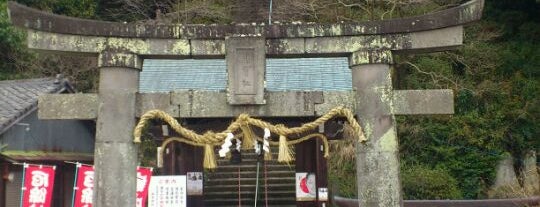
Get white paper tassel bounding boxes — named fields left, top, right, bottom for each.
left=218, top=133, right=235, bottom=157
left=236, top=138, right=242, bottom=152
left=254, top=139, right=261, bottom=155
left=263, top=128, right=270, bottom=153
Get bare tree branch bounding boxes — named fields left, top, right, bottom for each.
left=403, top=61, right=473, bottom=92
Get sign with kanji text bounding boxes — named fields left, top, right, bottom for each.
left=148, top=176, right=187, bottom=207
left=73, top=164, right=94, bottom=207
left=136, top=167, right=152, bottom=207
left=186, top=172, right=203, bottom=196
left=72, top=165, right=152, bottom=207
left=21, top=164, right=56, bottom=207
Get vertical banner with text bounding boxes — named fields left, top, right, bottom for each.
left=73, top=164, right=94, bottom=207
left=21, top=164, right=56, bottom=207
left=136, top=167, right=153, bottom=207
left=72, top=165, right=152, bottom=207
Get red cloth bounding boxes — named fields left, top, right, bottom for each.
left=73, top=165, right=94, bottom=207
left=136, top=167, right=153, bottom=207
left=21, top=164, right=56, bottom=207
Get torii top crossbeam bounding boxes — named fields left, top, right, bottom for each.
left=8, top=0, right=484, bottom=58
left=8, top=1, right=483, bottom=38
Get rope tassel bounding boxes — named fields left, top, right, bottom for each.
left=264, top=148, right=272, bottom=161
left=134, top=107, right=366, bottom=170
left=203, top=144, right=217, bottom=170
left=240, top=125, right=255, bottom=150
left=277, top=135, right=294, bottom=163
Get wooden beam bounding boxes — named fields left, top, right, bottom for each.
left=392, top=89, right=454, bottom=115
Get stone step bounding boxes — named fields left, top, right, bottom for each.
left=205, top=190, right=295, bottom=198
left=215, top=156, right=281, bottom=163
left=216, top=158, right=291, bottom=165
left=205, top=190, right=295, bottom=197
left=207, top=170, right=294, bottom=179
left=205, top=177, right=295, bottom=186
left=205, top=147, right=296, bottom=206
left=206, top=175, right=295, bottom=181
left=204, top=197, right=296, bottom=206
left=211, top=205, right=296, bottom=207
left=231, top=150, right=279, bottom=155
left=204, top=183, right=294, bottom=193
left=212, top=164, right=295, bottom=172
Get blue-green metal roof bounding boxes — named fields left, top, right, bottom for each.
left=140, top=57, right=352, bottom=92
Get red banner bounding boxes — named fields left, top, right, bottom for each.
left=21, top=164, right=56, bottom=207
left=136, top=167, right=152, bottom=207
left=73, top=164, right=94, bottom=207
left=71, top=165, right=151, bottom=207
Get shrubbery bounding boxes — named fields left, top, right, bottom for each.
left=401, top=165, right=462, bottom=199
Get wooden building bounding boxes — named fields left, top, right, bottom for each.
left=0, top=77, right=95, bottom=207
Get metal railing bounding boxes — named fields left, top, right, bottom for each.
left=333, top=196, right=540, bottom=207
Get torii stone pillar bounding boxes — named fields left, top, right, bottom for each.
left=350, top=50, right=401, bottom=206
left=349, top=50, right=457, bottom=206
left=94, top=51, right=141, bottom=206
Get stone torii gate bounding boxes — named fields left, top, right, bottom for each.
left=7, top=1, right=484, bottom=206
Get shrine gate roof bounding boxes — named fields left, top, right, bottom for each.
left=139, top=57, right=352, bottom=92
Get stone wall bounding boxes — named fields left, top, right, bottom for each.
left=489, top=151, right=540, bottom=198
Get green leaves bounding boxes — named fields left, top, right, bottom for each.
left=0, top=0, right=32, bottom=79
left=397, top=0, right=539, bottom=199
left=402, top=165, right=463, bottom=199
left=14, top=0, right=97, bottom=18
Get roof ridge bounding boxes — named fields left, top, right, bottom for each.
left=0, top=77, right=55, bottom=84
left=0, top=76, right=68, bottom=135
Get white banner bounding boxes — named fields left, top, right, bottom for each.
left=148, top=176, right=187, bottom=207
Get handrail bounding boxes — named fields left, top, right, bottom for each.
left=333, top=196, right=540, bottom=207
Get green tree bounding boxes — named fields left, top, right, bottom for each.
left=398, top=0, right=539, bottom=198
left=16, top=0, right=97, bottom=18
left=0, top=0, right=100, bottom=90
left=0, top=0, right=32, bottom=80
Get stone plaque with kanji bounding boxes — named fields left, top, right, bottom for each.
left=226, top=37, right=266, bottom=105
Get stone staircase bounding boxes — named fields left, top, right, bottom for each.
left=204, top=148, right=297, bottom=207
